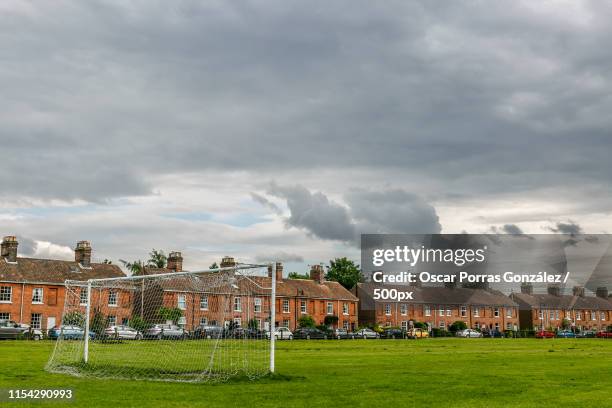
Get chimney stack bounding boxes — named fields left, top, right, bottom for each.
left=1, top=236, right=18, bottom=263
left=572, top=286, right=585, bottom=297
left=547, top=284, right=561, bottom=297
left=310, top=264, right=325, bottom=284
left=167, top=251, right=183, bottom=272
left=520, top=283, right=533, bottom=295
left=596, top=287, right=609, bottom=299
left=75, top=241, right=92, bottom=267
left=275, top=262, right=283, bottom=282
left=220, top=256, right=236, bottom=268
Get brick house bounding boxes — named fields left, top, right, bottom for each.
left=355, top=282, right=519, bottom=332
left=149, top=257, right=359, bottom=331
left=0, top=236, right=126, bottom=332
left=510, top=284, right=612, bottom=331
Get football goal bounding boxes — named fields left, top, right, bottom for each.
left=46, top=263, right=276, bottom=382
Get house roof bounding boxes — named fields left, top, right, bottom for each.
left=155, top=273, right=358, bottom=301
left=511, top=292, right=612, bottom=311
left=356, top=283, right=517, bottom=310
left=0, top=257, right=126, bottom=285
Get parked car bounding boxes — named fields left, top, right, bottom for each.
left=535, top=330, right=555, bottom=338
left=456, top=329, right=482, bottom=338
left=104, top=325, right=142, bottom=340
left=380, top=328, right=405, bottom=339
left=596, top=331, right=612, bottom=338
left=48, top=325, right=95, bottom=340
left=406, top=328, right=429, bottom=339
left=145, top=324, right=188, bottom=340
left=576, top=330, right=596, bottom=338
left=293, top=327, right=327, bottom=340
left=353, top=328, right=380, bottom=339
left=265, top=327, right=293, bottom=340
left=556, top=330, right=576, bottom=338
left=487, top=329, right=504, bottom=338
left=329, top=328, right=353, bottom=339
left=192, top=325, right=224, bottom=339
left=0, top=320, right=43, bottom=340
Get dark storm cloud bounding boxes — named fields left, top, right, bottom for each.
left=2, top=1, right=612, bottom=204
left=265, top=184, right=440, bottom=244
left=250, top=193, right=282, bottom=215
left=549, top=221, right=583, bottom=236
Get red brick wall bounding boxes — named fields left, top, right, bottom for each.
left=528, top=308, right=612, bottom=331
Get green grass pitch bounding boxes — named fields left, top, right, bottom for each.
left=1, top=338, right=611, bottom=407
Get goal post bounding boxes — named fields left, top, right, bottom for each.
left=46, top=263, right=276, bottom=382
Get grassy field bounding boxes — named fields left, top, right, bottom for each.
left=1, top=338, right=612, bottom=407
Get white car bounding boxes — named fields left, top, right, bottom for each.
left=457, top=329, right=482, bottom=338
left=104, top=325, right=142, bottom=340
left=266, top=327, right=293, bottom=340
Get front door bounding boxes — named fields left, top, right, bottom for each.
left=47, top=317, right=56, bottom=334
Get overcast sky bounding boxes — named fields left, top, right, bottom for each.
left=1, top=1, right=612, bottom=274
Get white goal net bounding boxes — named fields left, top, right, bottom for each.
left=46, top=264, right=275, bottom=382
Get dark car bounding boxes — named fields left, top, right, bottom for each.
left=0, top=320, right=43, bottom=340
left=556, top=330, right=576, bottom=338
left=576, top=330, right=596, bottom=338
left=293, top=327, right=327, bottom=340
left=192, top=325, right=225, bottom=339
left=380, top=328, right=405, bottom=339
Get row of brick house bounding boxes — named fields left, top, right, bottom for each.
left=2, top=235, right=612, bottom=334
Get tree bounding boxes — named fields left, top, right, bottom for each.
left=288, top=272, right=310, bottom=280
left=298, top=315, right=315, bottom=328
left=449, top=321, right=468, bottom=333
left=324, top=315, right=339, bottom=327
left=103, top=259, right=113, bottom=264
left=120, top=259, right=145, bottom=276
left=148, top=249, right=167, bottom=268
left=325, top=257, right=363, bottom=290
left=247, top=318, right=259, bottom=329
left=62, top=311, right=84, bottom=326
left=90, top=307, right=107, bottom=336
left=158, top=307, right=183, bottom=324
left=209, top=262, right=219, bottom=270
left=130, top=315, right=150, bottom=332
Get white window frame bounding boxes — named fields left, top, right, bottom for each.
left=343, top=320, right=349, bottom=330
left=0, top=312, right=10, bottom=320
left=576, top=312, right=581, bottom=321
left=474, top=307, right=480, bottom=317
left=254, top=297, right=262, bottom=313
left=401, top=321, right=408, bottom=330
left=31, top=313, right=42, bottom=329
left=506, top=308, right=512, bottom=318
left=327, top=302, right=334, bottom=315
left=107, top=315, right=117, bottom=327
left=400, top=304, right=407, bottom=316
left=385, top=304, right=391, bottom=316
left=424, top=305, right=431, bottom=317
left=300, top=300, right=307, bottom=314
left=80, top=288, right=88, bottom=306
left=439, top=321, right=446, bottom=329
left=200, top=295, right=208, bottom=310
left=283, top=299, right=290, bottom=313
left=439, top=307, right=444, bottom=317
left=233, top=317, right=241, bottom=327
left=234, top=297, right=242, bottom=312
left=108, top=290, right=118, bottom=307
left=494, top=307, right=500, bottom=318
left=177, top=294, right=186, bottom=310
left=343, top=303, right=349, bottom=315
left=32, top=287, right=44, bottom=304
left=460, top=306, right=467, bottom=317
left=601, top=312, right=606, bottom=321
left=446, top=308, right=452, bottom=317
left=0, top=286, right=12, bottom=303
left=199, top=317, right=208, bottom=326
left=282, top=319, right=290, bottom=328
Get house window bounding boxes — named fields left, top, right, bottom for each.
left=32, top=288, right=43, bottom=304
left=282, top=319, right=289, bottom=328
left=460, top=306, right=467, bottom=317
left=385, top=304, right=391, bottom=316
left=80, top=288, right=88, bottom=305
left=400, top=304, right=407, bottom=315
left=474, top=322, right=480, bottom=329
left=122, top=317, right=129, bottom=325
left=506, top=308, right=512, bottom=318
left=343, top=321, right=349, bottom=330
left=538, top=310, right=543, bottom=320
left=474, top=307, right=480, bottom=317
left=108, top=291, right=118, bottom=307
left=495, top=323, right=500, bottom=330
left=555, top=310, right=560, bottom=320
left=200, top=296, right=208, bottom=310
left=301, top=300, right=307, bottom=314
left=424, top=305, right=431, bottom=316
left=234, top=297, right=242, bottom=312
left=233, top=318, right=241, bottom=327
left=566, top=310, right=572, bottom=318
left=177, top=294, right=186, bottom=310
left=31, top=313, right=42, bottom=329
left=200, top=317, right=208, bottom=326
left=401, top=321, right=408, bottom=330
left=439, top=308, right=444, bottom=317
left=283, top=299, right=290, bottom=313
left=0, top=286, right=11, bottom=302
left=439, top=321, right=446, bottom=329
left=343, top=303, right=349, bottom=315
left=494, top=308, right=500, bottom=318
left=254, top=298, right=262, bottom=312
left=601, top=312, right=606, bottom=321
left=446, top=308, right=452, bottom=317
left=506, top=322, right=512, bottom=330
left=327, top=302, right=333, bottom=315
left=0, top=312, right=10, bottom=320
left=107, top=315, right=116, bottom=326
left=590, top=311, right=596, bottom=321
left=576, top=312, right=581, bottom=321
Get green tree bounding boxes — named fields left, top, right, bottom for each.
left=298, top=315, right=316, bottom=328
left=90, top=308, right=107, bottom=335
left=120, top=259, right=145, bottom=276
left=325, top=257, right=363, bottom=290
left=324, top=315, right=339, bottom=327
left=209, top=262, right=219, bottom=269
left=129, top=315, right=150, bottom=332
left=248, top=318, right=259, bottom=329
left=103, top=259, right=113, bottom=264
left=288, top=272, right=310, bottom=280
left=62, top=311, right=85, bottom=326
left=147, top=249, right=167, bottom=268
left=449, top=321, right=468, bottom=333
left=158, top=307, right=183, bottom=324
